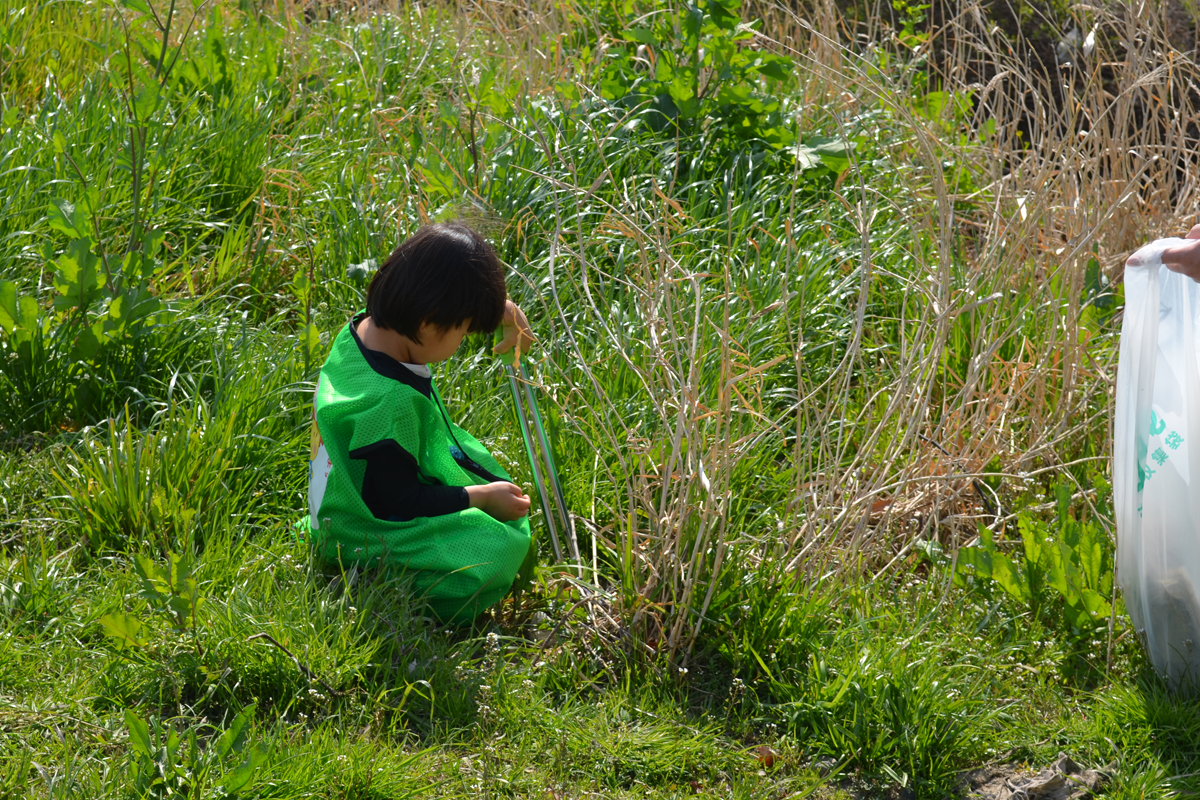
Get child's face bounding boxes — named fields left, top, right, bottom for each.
left=414, top=319, right=472, bottom=364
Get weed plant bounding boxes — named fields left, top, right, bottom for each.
left=2, top=0, right=1200, bottom=796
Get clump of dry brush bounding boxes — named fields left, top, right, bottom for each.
left=448, top=0, right=1200, bottom=660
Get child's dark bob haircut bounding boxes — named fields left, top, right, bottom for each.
left=366, top=223, right=507, bottom=344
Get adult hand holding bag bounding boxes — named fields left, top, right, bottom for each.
left=1116, top=235, right=1200, bottom=687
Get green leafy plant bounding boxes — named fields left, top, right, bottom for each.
left=594, top=0, right=794, bottom=147
left=953, top=482, right=1116, bottom=639
left=0, top=280, right=40, bottom=361
left=0, top=0, right=213, bottom=432
left=125, top=704, right=268, bottom=798
left=99, top=550, right=206, bottom=654
left=45, top=194, right=166, bottom=359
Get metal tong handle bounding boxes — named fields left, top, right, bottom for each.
left=519, top=362, right=578, bottom=564
left=505, top=362, right=562, bottom=563
left=503, top=362, right=578, bottom=568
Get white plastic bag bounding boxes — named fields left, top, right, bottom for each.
left=1116, top=237, right=1200, bottom=686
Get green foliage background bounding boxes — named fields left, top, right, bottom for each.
left=0, top=0, right=1198, bottom=796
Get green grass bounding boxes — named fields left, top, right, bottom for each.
left=2, top=0, right=1200, bottom=796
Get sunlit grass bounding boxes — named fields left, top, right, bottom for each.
left=1, top=0, right=1200, bottom=796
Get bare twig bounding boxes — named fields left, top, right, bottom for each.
left=247, top=633, right=341, bottom=698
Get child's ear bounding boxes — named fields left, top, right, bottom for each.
left=414, top=320, right=435, bottom=344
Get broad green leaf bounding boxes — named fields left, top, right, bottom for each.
left=47, top=198, right=87, bottom=239
left=1076, top=524, right=1105, bottom=587
left=483, top=84, right=511, bottom=115
left=169, top=550, right=193, bottom=586
left=291, top=271, right=311, bottom=303
left=131, top=81, right=161, bottom=123
left=1018, top=514, right=1043, bottom=566
left=125, top=709, right=152, bottom=757
left=53, top=238, right=102, bottom=313
left=168, top=594, right=194, bottom=630
left=705, top=0, right=741, bottom=30
left=101, top=613, right=149, bottom=650
left=794, top=136, right=854, bottom=174
left=1055, top=482, right=1072, bottom=527
left=1051, top=540, right=1091, bottom=609
left=135, top=554, right=168, bottom=602
left=556, top=80, right=581, bottom=103
left=0, top=281, right=16, bottom=334
left=120, top=249, right=154, bottom=286
left=128, top=33, right=161, bottom=75
left=304, top=323, right=320, bottom=357
left=916, top=90, right=949, bottom=119
left=793, top=142, right=823, bottom=172
left=346, top=259, right=378, bottom=283
left=802, top=136, right=853, bottom=174
left=953, top=544, right=992, bottom=580
left=1080, top=588, right=1111, bottom=618
left=120, top=287, right=161, bottom=326
left=222, top=742, right=269, bottom=792
left=186, top=727, right=199, bottom=767
left=622, top=27, right=657, bottom=46
left=989, top=553, right=1031, bottom=605
left=420, top=157, right=458, bottom=198
left=437, top=100, right=460, bottom=127
left=654, top=58, right=674, bottom=83
left=668, top=76, right=697, bottom=113
left=105, top=294, right=128, bottom=335
left=17, top=295, right=39, bottom=333
left=1062, top=602, right=1092, bottom=633
left=755, top=53, right=792, bottom=81
left=715, top=83, right=753, bottom=106
left=69, top=321, right=105, bottom=361
left=202, top=27, right=230, bottom=88
left=217, top=704, right=257, bottom=759
left=119, top=0, right=153, bottom=15
left=682, top=6, right=703, bottom=41
left=141, top=228, right=165, bottom=260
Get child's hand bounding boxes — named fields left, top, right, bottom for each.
left=466, top=481, right=531, bottom=521
left=1163, top=224, right=1200, bottom=281
left=492, top=300, right=535, bottom=367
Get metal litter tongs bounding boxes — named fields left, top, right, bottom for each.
left=502, top=359, right=580, bottom=571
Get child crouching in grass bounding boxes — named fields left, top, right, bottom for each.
left=305, top=222, right=535, bottom=622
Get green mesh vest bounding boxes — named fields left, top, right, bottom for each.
left=308, top=316, right=531, bottom=622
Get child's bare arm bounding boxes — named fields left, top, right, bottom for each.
left=466, top=481, right=531, bottom=521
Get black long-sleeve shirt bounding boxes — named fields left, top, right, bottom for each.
left=355, top=439, right=470, bottom=521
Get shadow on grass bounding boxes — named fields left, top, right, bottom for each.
left=1098, top=662, right=1200, bottom=794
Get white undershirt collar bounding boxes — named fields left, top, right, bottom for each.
left=401, top=362, right=431, bottom=378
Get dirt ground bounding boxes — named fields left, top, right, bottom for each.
left=959, top=754, right=1109, bottom=800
